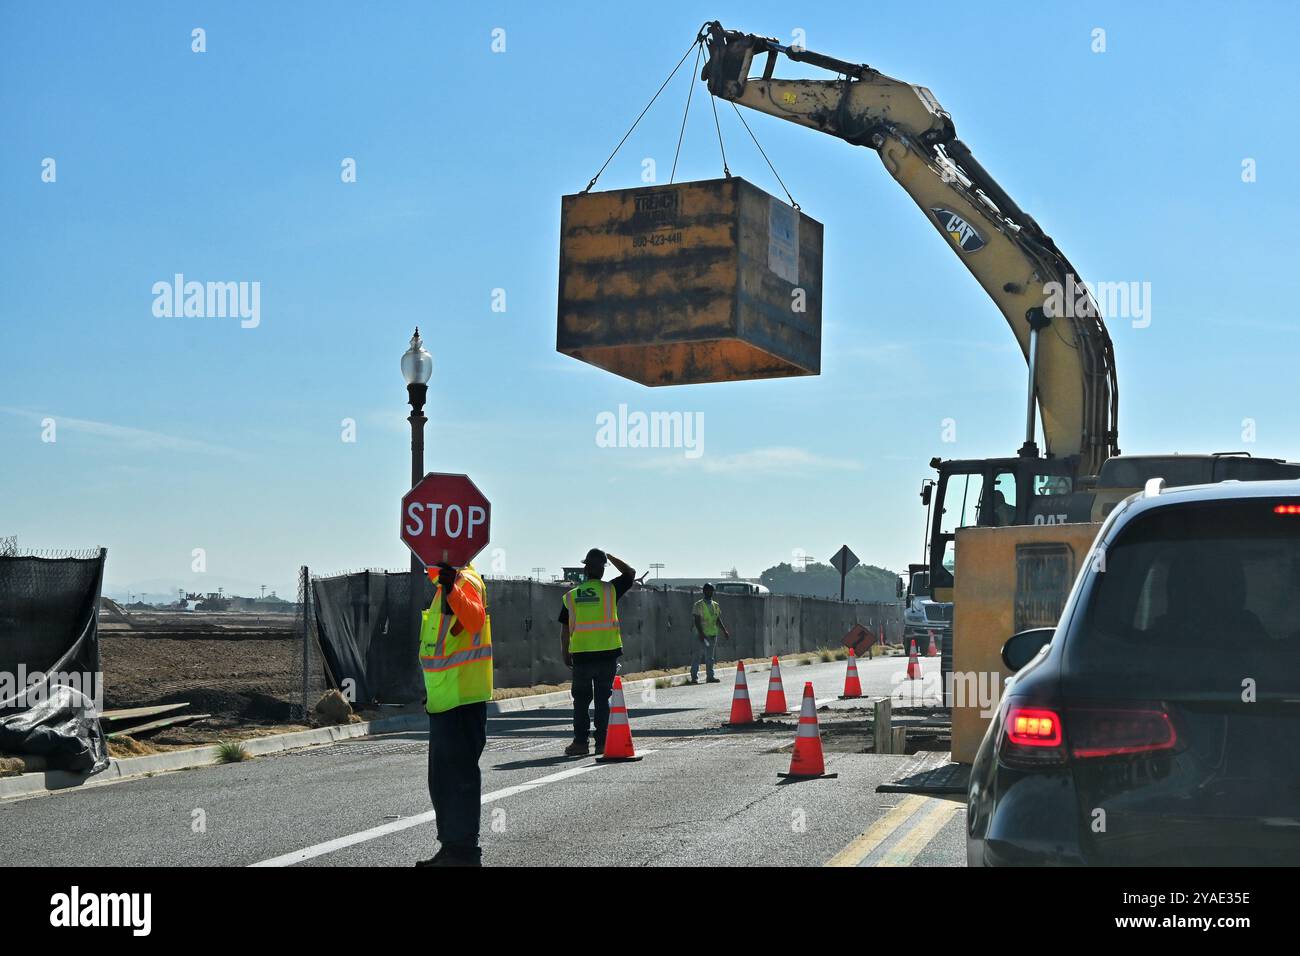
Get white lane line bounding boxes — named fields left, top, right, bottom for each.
left=251, top=750, right=657, bottom=867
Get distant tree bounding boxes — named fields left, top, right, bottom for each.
left=760, top=561, right=899, bottom=602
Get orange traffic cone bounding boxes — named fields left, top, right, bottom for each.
left=596, top=676, right=642, bottom=762
left=839, top=648, right=863, bottom=699
left=906, top=642, right=922, bottom=680
left=926, top=631, right=939, bottom=657
left=778, top=683, right=838, bottom=780
left=761, top=656, right=788, bottom=716
left=724, top=660, right=756, bottom=727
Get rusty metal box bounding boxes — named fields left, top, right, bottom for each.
left=557, top=177, right=823, bottom=386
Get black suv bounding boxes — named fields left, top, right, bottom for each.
left=967, top=479, right=1300, bottom=866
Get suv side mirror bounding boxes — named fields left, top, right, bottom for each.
left=1001, top=627, right=1054, bottom=672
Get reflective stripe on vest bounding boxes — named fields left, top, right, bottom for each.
left=420, top=588, right=493, bottom=714
left=694, top=599, right=721, bottom=637
left=420, top=644, right=493, bottom=673
left=564, top=579, right=622, bottom=654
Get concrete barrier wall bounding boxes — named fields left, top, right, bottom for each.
left=481, top=579, right=903, bottom=688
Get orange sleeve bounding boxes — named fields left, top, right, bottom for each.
left=445, top=575, right=486, bottom=635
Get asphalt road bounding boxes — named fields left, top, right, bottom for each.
left=1, top=655, right=966, bottom=867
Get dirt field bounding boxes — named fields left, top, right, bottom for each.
left=98, top=610, right=335, bottom=749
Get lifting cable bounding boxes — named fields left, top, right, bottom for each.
left=709, top=84, right=731, bottom=179
left=669, top=40, right=704, bottom=183
left=729, top=101, right=798, bottom=209
left=582, top=30, right=797, bottom=211
left=581, top=37, right=703, bottom=193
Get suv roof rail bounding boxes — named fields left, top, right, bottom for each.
left=1212, top=451, right=1253, bottom=458
left=1143, top=477, right=1166, bottom=498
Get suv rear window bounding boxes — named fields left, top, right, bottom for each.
left=1065, top=500, right=1300, bottom=692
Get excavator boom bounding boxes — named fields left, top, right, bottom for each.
left=701, top=23, right=1119, bottom=475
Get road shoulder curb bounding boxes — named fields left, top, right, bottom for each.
left=0, top=671, right=701, bottom=801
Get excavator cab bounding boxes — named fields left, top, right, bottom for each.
left=926, top=455, right=1080, bottom=600
left=926, top=451, right=1300, bottom=600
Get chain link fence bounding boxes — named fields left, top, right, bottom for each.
left=295, top=566, right=331, bottom=720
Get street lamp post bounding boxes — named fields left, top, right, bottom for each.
left=402, top=328, right=434, bottom=645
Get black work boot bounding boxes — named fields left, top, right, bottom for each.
left=417, top=846, right=481, bottom=867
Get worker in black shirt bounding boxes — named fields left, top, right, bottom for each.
left=558, top=548, right=635, bottom=756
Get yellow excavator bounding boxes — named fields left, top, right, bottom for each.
left=700, top=22, right=1300, bottom=608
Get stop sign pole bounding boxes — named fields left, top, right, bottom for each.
left=401, top=472, right=492, bottom=569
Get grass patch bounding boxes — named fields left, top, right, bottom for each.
left=215, top=741, right=249, bottom=764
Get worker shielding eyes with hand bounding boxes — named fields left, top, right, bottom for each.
left=416, top=561, right=491, bottom=867
left=558, top=548, right=635, bottom=757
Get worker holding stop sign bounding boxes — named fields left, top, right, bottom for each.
left=400, top=473, right=493, bottom=867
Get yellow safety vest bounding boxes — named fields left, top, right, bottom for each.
left=419, top=569, right=493, bottom=714
left=564, top=579, right=622, bottom=654
left=694, top=599, right=721, bottom=638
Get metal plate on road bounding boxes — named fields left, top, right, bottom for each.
left=875, top=751, right=970, bottom=794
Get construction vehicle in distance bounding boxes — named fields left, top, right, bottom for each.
left=902, top=563, right=950, bottom=650
left=699, top=22, right=1300, bottom=603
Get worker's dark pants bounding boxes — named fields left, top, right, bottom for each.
left=427, top=702, right=487, bottom=860
left=571, top=655, right=617, bottom=746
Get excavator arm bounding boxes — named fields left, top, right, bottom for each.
left=702, top=23, right=1119, bottom=475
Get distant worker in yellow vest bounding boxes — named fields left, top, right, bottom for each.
left=559, top=548, right=635, bottom=757
left=690, top=583, right=731, bottom=684
left=416, top=562, right=491, bottom=867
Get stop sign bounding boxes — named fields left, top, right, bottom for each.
left=400, top=472, right=492, bottom=568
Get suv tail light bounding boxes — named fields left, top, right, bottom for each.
left=1007, top=707, right=1062, bottom=746
left=1001, top=705, right=1068, bottom=768
left=999, top=701, right=1178, bottom=769
left=1067, top=705, right=1178, bottom=758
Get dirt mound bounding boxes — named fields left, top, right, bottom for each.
left=314, top=690, right=359, bottom=725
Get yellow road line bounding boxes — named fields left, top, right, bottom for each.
left=874, top=800, right=961, bottom=867
left=824, top=795, right=928, bottom=867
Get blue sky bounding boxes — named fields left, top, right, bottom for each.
left=3, top=1, right=1298, bottom=598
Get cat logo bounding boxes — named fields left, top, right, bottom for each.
left=930, top=206, right=986, bottom=253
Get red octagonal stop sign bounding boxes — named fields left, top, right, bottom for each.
left=400, top=472, right=492, bottom=568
